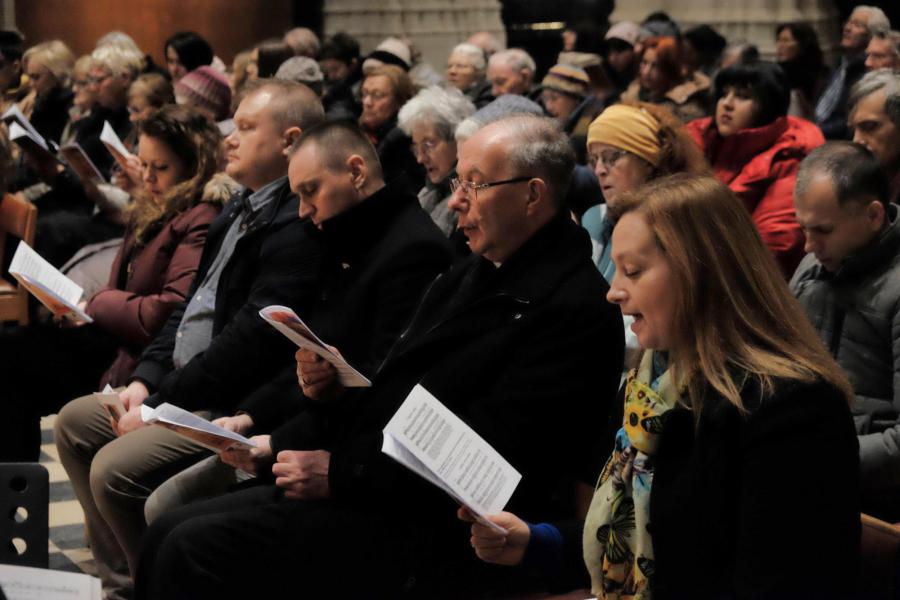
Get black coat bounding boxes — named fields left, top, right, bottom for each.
left=597, top=374, right=860, bottom=598
left=372, top=118, right=425, bottom=196
left=31, top=85, right=73, bottom=144
left=327, top=214, right=625, bottom=594
left=238, top=179, right=455, bottom=437
left=73, top=103, right=132, bottom=179
left=135, top=177, right=324, bottom=414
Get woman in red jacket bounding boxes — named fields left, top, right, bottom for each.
left=686, top=60, right=822, bottom=277
left=0, top=104, right=231, bottom=461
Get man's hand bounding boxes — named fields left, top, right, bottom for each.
left=115, top=405, right=147, bottom=436
left=213, top=413, right=254, bottom=435
left=457, top=507, right=530, bottom=566
left=296, top=348, right=344, bottom=401
left=272, top=449, right=331, bottom=499
left=119, top=380, right=149, bottom=410
left=220, top=434, right=272, bottom=475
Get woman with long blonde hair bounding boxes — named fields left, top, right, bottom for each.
left=463, top=174, right=859, bottom=598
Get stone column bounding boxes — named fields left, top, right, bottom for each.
left=323, top=0, right=505, bottom=72
left=611, top=0, right=841, bottom=61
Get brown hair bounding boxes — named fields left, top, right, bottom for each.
left=365, top=64, right=415, bottom=107
left=633, top=100, right=709, bottom=179
left=128, top=104, right=222, bottom=243
left=641, top=36, right=684, bottom=93
left=616, top=173, right=852, bottom=415
left=129, top=73, right=175, bottom=109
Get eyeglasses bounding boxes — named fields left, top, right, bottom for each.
left=410, top=139, right=442, bottom=158
left=87, top=73, right=111, bottom=86
left=588, top=148, right=628, bottom=171
left=449, top=176, right=533, bottom=200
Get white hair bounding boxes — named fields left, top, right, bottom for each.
left=91, top=44, right=143, bottom=77
left=449, top=43, right=486, bottom=71
left=95, top=31, right=141, bottom=54
left=488, top=48, right=536, bottom=75
left=854, top=5, right=891, bottom=36
left=398, top=85, right=476, bottom=140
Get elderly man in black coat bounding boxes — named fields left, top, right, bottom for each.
left=135, top=114, right=625, bottom=600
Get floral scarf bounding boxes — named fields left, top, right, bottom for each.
left=583, top=351, right=683, bottom=599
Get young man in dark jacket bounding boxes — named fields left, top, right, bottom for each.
left=136, top=115, right=625, bottom=599
left=791, top=141, right=900, bottom=520
left=54, top=79, right=326, bottom=600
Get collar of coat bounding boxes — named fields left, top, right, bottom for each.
left=455, top=211, right=594, bottom=306
left=316, top=175, right=416, bottom=263
left=823, top=202, right=900, bottom=281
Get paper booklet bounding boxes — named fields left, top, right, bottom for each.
left=382, top=384, right=522, bottom=534
left=259, top=305, right=372, bottom=387
left=1, top=104, right=46, bottom=147
left=100, top=120, right=134, bottom=167
left=9, top=241, right=93, bottom=322
left=0, top=563, right=101, bottom=600
left=141, top=402, right=257, bottom=453
left=8, top=122, right=55, bottom=158
left=94, top=384, right=124, bottom=424
left=59, top=142, right=105, bottom=183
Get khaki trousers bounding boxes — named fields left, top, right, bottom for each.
left=54, top=394, right=210, bottom=600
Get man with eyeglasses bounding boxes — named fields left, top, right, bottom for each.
left=134, top=114, right=624, bottom=599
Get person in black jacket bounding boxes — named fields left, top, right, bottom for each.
left=467, top=173, right=860, bottom=599
left=139, top=120, right=455, bottom=519
left=54, top=79, right=326, bottom=600
left=134, top=114, right=624, bottom=600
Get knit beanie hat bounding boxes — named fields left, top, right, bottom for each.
left=175, top=65, right=232, bottom=121
left=586, top=104, right=662, bottom=167
left=362, top=37, right=412, bottom=72
left=541, top=64, right=590, bottom=99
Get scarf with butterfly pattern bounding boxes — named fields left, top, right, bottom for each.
left=582, top=351, right=683, bottom=599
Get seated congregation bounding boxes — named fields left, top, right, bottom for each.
left=0, top=7, right=899, bottom=599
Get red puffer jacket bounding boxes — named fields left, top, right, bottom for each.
left=687, top=115, right=824, bottom=277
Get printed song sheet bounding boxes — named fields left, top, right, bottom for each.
left=0, top=564, right=101, bottom=600
left=100, top=121, right=134, bottom=167
left=259, top=305, right=371, bottom=387
left=382, top=384, right=521, bottom=533
left=9, top=241, right=92, bottom=322
left=141, top=403, right=257, bottom=452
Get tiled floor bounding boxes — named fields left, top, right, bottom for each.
left=40, top=415, right=95, bottom=575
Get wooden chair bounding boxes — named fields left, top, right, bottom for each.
left=0, top=193, right=37, bottom=326
left=861, top=513, right=900, bottom=599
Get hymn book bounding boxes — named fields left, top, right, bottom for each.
left=259, top=305, right=371, bottom=387
left=2, top=105, right=46, bottom=147
left=140, top=403, right=257, bottom=453
left=59, top=142, right=105, bottom=184
left=9, top=241, right=93, bottom=323
left=382, top=384, right=522, bottom=534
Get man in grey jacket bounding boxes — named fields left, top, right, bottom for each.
left=791, top=141, right=900, bottom=519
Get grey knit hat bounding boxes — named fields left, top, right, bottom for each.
left=275, top=57, right=324, bottom=93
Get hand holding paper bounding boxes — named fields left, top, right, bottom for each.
left=458, top=506, right=531, bottom=566
left=9, top=241, right=93, bottom=322
left=259, top=305, right=370, bottom=387
left=100, top=120, right=135, bottom=168
left=382, top=384, right=522, bottom=534
left=141, top=403, right=258, bottom=453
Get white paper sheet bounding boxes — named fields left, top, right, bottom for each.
left=1, top=104, right=46, bottom=148
left=8, top=122, right=50, bottom=154
left=0, top=564, right=101, bottom=600
left=382, top=384, right=521, bottom=534
left=141, top=403, right=257, bottom=452
left=9, top=241, right=92, bottom=322
left=259, top=305, right=371, bottom=387
left=100, top=120, right=134, bottom=165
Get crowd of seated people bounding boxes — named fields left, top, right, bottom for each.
left=0, top=7, right=896, bottom=597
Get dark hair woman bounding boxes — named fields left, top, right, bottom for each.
left=164, top=31, right=214, bottom=83
left=775, top=22, right=829, bottom=120
left=0, top=104, right=234, bottom=462
left=686, top=60, right=823, bottom=276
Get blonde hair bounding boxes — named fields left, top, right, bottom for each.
left=73, top=54, right=93, bottom=79
left=23, top=40, right=75, bottom=87
left=616, top=174, right=852, bottom=415
left=91, top=44, right=143, bottom=78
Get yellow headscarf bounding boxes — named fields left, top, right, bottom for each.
left=586, top=104, right=661, bottom=167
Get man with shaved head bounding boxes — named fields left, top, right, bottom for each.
left=136, top=115, right=624, bottom=599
